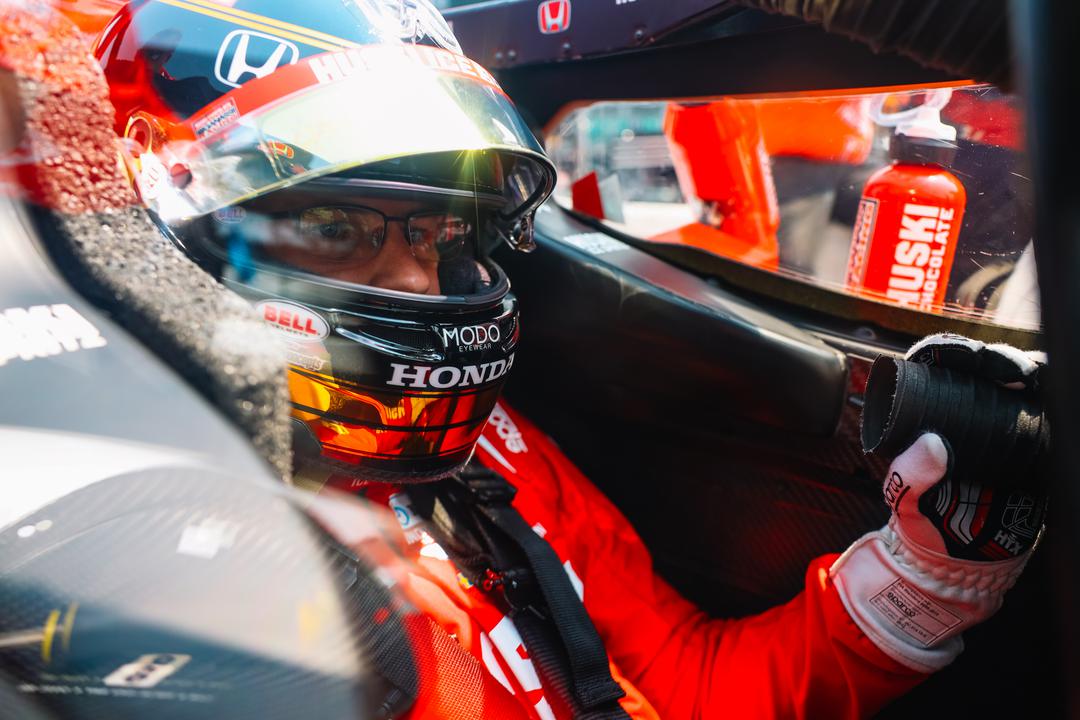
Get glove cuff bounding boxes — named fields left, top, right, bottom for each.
left=886, top=518, right=1030, bottom=599
left=830, top=526, right=1028, bottom=673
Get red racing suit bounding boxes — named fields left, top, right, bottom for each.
left=363, top=401, right=928, bottom=719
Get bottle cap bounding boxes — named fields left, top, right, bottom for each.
left=873, top=89, right=959, bottom=166
left=890, top=133, right=958, bottom=166
left=895, top=100, right=958, bottom=142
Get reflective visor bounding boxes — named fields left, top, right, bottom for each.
left=289, top=368, right=504, bottom=465
left=135, top=44, right=552, bottom=223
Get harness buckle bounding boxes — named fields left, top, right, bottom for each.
left=476, top=567, right=546, bottom=620
left=457, top=465, right=517, bottom=505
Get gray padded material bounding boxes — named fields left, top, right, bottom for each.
left=7, top=13, right=292, bottom=480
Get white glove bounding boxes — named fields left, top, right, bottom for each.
left=831, top=334, right=1046, bottom=673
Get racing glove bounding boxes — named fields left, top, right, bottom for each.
left=830, top=334, right=1048, bottom=673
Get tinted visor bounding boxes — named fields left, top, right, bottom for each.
left=293, top=206, right=471, bottom=264
left=290, top=368, right=507, bottom=476
left=200, top=169, right=497, bottom=299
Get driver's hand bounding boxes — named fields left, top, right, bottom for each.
left=830, top=334, right=1047, bottom=674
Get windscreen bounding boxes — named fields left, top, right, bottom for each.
left=547, top=85, right=1039, bottom=333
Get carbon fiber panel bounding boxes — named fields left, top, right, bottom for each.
left=507, top=352, right=888, bottom=616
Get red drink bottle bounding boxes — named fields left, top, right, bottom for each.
left=846, top=93, right=966, bottom=312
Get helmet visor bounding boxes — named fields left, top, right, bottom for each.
left=192, top=165, right=506, bottom=301
left=137, top=45, right=553, bottom=226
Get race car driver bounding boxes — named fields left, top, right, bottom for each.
left=89, top=1, right=1047, bottom=717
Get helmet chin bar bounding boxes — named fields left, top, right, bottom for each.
left=291, top=415, right=480, bottom=486
left=300, top=449, right=474, bottom=486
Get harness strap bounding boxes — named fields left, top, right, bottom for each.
left=407, top=462, right=629, bottom=719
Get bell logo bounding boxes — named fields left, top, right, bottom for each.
left=214, top=30, right=299, bottom=88
left=538, top=0, right=571, bottom=34
left=255, top=300, right=329, bottom=340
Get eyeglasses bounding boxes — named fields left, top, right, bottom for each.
left=294, top=205, right=474, bottom=264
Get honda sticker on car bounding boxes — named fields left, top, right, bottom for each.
left=538, top=0, right=571, bottom=34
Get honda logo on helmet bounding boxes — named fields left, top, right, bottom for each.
left=214, top=30, right=299, bottom=88
left=538, top=0, right=571, bottom=34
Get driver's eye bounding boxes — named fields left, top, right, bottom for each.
left=305, top=208, right=351, bottom=240
left=299, top=207, right=364, bottom=260
left=318, top=221, right=348, bottom=239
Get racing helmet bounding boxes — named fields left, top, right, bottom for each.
left=95, top=0, right=556, bottom=483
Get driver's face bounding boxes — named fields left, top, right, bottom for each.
left=261, top=196, right=443, bottom=296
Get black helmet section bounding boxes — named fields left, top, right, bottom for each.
left=0, top=467, right=419, bottom=719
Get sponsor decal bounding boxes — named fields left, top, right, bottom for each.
left=488, top=403, right=527, bottom=453
left=192, top=97, right=239, bottom=138
left=845, top=197, right=878, bottom=286
left=390, top=491, right=425, bottom=544
left=309, top=44, right=498, bottom=88
left=882, top=471, right=909, bottom=511
left=176, top=519, right=238, bottom=560
left=214, top=29, right=299, bottom=88
left=941, top=480, right=985, bottom=546
left=439, top=322, right=500, bottom=353
left=479, top=633, right=515, bottom=694
left=387, top=354, right=514, bottom=389
left=213, top=206, right=246, bottom=224
left=477, top=435, right=517, bottom=475
left=1001, top=493, right=1039, bottom=540
left=0, top=304, right=106, bottom=367
left=267, top=140, right=295, bottom=159
left=137, top=152, right=169, bottom=201
left=256, top=300, right=329, bottom=340
left=562, top=232, right=625, bottom=256
left=993, top=529, right=1023, bottom=556
left=538, top=0, right=572, bottom=34
left=884, top=203, right=955, bottom=310
left=869, top=578, right=961, bottom=647
left=285, top=348, right=327, bottom=372
left=389, top=492, right=419, bottom=530
left=383, top=404, right=406, bottom=421
left=103, top=654, right=191, bottom=689
left=488, top=616, right=544, bottom=694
